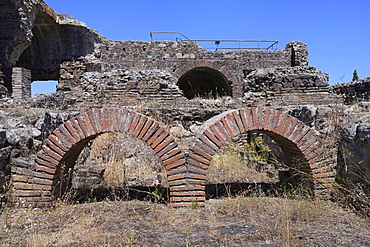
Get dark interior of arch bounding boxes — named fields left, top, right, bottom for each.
left=206, top=129, right=314, bottom=199
left=52, top=134, right=99, bottom=199
left=178, top=67, right=232, bottom=99
left=259, top=130, right=314, bottom=190
left=15, top=12, right=98, bottom=81
left=0, top=0, right=22, bottom=90
left=51, top=131, right=168, bottom=202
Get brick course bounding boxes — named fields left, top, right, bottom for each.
left=18, top=108, right=187, bottom=207
left=12, top=107, right=336, bottom=207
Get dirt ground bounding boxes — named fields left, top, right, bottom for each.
left=0, top=197, right=369, bottom=247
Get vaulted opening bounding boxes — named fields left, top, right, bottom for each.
left=206, top=130, right=314, bottom=199
left=14, top=11, right=97, bottom=88
left=15, top=12, right=61, bottom=81
left=53, top=132, right=167, bottom=203
left=178, top=67, right=231, bottom=99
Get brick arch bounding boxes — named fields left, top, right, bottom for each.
left=187, top=106, right=335, bottom=206
left=172, top=59, right=236, bottom=83
left=17, top=108, right=187, bottom=207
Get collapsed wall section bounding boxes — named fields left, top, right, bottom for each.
left=331, top=77, right=370, bottom=104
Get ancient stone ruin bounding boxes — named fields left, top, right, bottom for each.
left=1, top=0, right=369, bottom=208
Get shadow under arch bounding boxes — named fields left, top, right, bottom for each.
left=23, top=108, right=187, bottom=206
left=177, top=66, right=232, bottom=99
left=187, top=106, right=336, bottom=206
left=15, top=11, right=100, bottom=82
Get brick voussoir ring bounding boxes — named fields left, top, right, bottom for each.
left=187, top=107, right=336, bottom=203
left=29, top=108, right=188, bottom=207
left=25, top=107, right=335, bottom=208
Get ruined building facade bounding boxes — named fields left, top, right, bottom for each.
left=0, top=0, right=369, bottom=207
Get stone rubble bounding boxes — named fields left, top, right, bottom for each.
left=340, top=116, right=370, bottom=191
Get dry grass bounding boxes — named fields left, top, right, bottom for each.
left=0, top=197, right=369, bottom=247
left=207, top=137, right=280, bottom=185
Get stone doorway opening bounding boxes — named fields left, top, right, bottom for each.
left=178, top=67, right=231, bottom=99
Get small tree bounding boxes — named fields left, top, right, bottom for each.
left=352, top=70, right=359, bottom=81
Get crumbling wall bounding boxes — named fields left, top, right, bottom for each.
left=0, top=1, right=340, bottom=107
left=0, top=108, right=79, bottom=206
left=16, top=13, right=103, bottom=82
left=3, top=0, right=369, bottom=208
left=0, top=69, right=8, bottom=98
left=285, top=41, right=309, bottom=66
left=331, top=77, right=370, bottom=104
left=0, top=0, right=39, bottom=86
left=339, top=116, right=370, bottom=194
left=56, top=40, right=294, bottom=99
left=56, top=39, right=338, bottom=107
left=241, top=66, right=342, bottom=106
left=243, top=66, right=329, bottom=91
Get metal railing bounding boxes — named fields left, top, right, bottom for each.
left=150, top=32, right=191, bottom=42
left=149, top=32, right=278, bottom=51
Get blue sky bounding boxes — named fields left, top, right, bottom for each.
left=34, top=0, right=370, bottom=95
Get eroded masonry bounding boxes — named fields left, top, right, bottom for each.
left=1, top=0, right=370, bottom=208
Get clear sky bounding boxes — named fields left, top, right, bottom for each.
left=35, top=0, right=370, bottom=95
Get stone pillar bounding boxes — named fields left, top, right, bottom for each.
left=12, top=67, right=31, bottom=99
left=286, top=41, right=309, bottom=66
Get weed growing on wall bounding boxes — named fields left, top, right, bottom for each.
left=208, top=132, right=286, bottom=184
left=207, top=131, right=319, bottom=199
left=243, top=136, right=279, bottom=171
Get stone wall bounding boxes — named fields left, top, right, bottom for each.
left=0, top=1, right=340, bottom=108
left=0, top=69, right=8, bottom=98
left=331, top=77, right=370, bottom=104
left=2, top=0, right=370, bottom=208
left=1, top=95, right=370, bottom=207
left=6, top=106, right=339, bottom=207
left=285, top=41, right=309, bottom=66
left=56, top=39, right=338, bottom=108
left=0, top=0, right=38, bottom=84
left=339, top=116, right=370, bottom=193
left=57, top=40, right=294, bottom=98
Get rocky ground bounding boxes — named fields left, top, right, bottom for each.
left=0, top=196, right=369, bottom=247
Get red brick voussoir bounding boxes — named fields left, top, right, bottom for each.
left=188, top=106, right=336, bottom=200
left=29, top=108, right=187, bottom=207
left=20, top=107, right=336, bottom=208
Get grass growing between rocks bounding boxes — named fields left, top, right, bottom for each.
left=0, top=197, right=369, bottom=247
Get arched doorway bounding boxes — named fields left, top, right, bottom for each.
left=177, top=67, right=231, bottom=99
left=187, top=107, right=335, bottom=206
left=15, top=109, right=187, bottom=207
